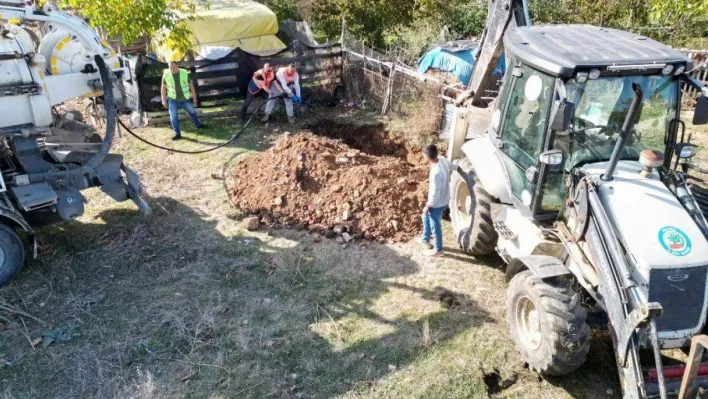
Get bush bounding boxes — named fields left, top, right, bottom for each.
left=449, top=1, right=488, bottom=38
left=264, top=0, right=301, bottom=22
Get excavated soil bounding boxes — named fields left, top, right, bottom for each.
left=230, top=122, right=429, bottom=242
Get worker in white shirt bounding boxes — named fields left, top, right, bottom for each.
left=262, top=63, right=302, bottom=124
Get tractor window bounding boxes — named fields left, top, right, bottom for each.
left=500, top=65, right=554, bottom=170
left=499, top=65, right=554, bottom=206
left=563, top=75, right=679, bottom=169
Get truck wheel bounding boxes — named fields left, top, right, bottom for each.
left=0, top=224, right=25, bottom=287
left=507, top=270, right=590, bottom=376
left=449, top=158, right=497, bottom=255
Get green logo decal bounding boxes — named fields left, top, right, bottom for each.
left=658, top=226, right=692, bottom=257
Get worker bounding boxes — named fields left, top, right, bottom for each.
left=240, top=63, right=282, bottom=122
left=161, top=61, right=206, bottom=140
left=420, top=144, right=451, bottom=257
left=262, top=63, right=302, bottom=124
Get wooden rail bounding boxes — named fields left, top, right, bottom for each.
left=136, top=41, right=343, bottom=111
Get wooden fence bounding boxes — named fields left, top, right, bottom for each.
left=682, top=49, right=708, bottom=101
left=135, top=41, right=342, bottom=111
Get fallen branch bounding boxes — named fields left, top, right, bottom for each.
left=0, top=302, right=46, bottom=325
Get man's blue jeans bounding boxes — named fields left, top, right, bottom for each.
left=422, top=206, right=446, bottom=252
left=168, top=98, right=202, bottom=136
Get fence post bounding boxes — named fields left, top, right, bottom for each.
left=382, top=63, right=396, bottom=115
left=190, top=66, right=200, bottom=108
left=293, top=40, right=302, bottom=69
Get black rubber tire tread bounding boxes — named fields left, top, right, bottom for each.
left=23, top=208, right=63, bottom=228
left=506, top=270, right=590, bottom=376
left=0, top=223, right=25, bottom=287
left=449, top=158, right=498, bottom=255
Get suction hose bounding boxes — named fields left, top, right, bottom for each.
left=29, top=54, right=116, bottom=182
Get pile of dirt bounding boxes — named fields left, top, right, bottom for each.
left=230, top=124, right=429, bottom=242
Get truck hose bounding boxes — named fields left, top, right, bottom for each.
left=28, top=54, right=116, bottom=182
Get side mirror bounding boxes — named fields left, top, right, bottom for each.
left=694, top=96, right=708, bottom=125
left=539, top=149, right=564, bottom=166
left=551, top=100, right=574, bottom=131
left=676, top=143, right=699, bottom=159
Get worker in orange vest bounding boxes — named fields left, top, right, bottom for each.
left=262, top=63, right=302, bottom=124
left=240, top=63, right=282, bottom=122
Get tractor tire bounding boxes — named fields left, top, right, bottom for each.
left=0, top=224, right=25, bottom=287
left=507, top=270, right=590, bottom=376
left=449, top=158, right=498, bottom=255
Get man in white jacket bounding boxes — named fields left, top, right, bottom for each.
left=421, top=144, right=451, bottom=256
left=262, top=64, right=302, bottom=124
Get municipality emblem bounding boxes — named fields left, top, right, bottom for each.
left=658, top=226, right=692, bottom=257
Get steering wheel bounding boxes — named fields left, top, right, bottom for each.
left=574, top=117, right=609, bottom=136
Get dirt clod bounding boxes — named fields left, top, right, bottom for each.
left=243, top=216, right=259, bottom=231
left=230, top=128, right=428, bottom=242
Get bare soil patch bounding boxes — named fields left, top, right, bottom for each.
left=230, top=121, right=429, bottom=242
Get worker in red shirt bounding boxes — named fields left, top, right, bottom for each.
left=240, top=63, right=282, bottom=122
left=262, top=63, right=302, bottom=124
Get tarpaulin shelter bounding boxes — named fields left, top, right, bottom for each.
left=152, top=0, right=286, bottom=61
left=417, top=40, right=505, bottom=86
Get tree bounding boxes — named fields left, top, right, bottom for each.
left=308, top=0, right=420, bottom=48
left=649, top=0, right=708, bottom=45
left=263, top=0, right=301, bottom=22
left=56, top=0, right=200, bottom=51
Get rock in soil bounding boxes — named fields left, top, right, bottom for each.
left=243, top=216, right=259, bottom=231
left=230, top=128, right=428, bottom=242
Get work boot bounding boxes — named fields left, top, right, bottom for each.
left=417, top=238, right=433, bottom=250
left=261, top=115, right=270, bottom=123
left=172, top=135, right=182, bottom=141
left=426, top=249, right=444, bottom=257
left=288, top=116, right=296, bottom=124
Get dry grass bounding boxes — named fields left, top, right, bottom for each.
left=0, top=106, right=629, bottom=398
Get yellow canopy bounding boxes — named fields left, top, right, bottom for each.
left=153, top=0, right=287, bottom=61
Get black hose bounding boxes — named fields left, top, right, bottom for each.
left=117, top=97, right=322, bottom=154
left=29, top=54, right=116, bottom=182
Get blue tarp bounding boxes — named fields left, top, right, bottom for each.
left=417, top=46, right=505, bottom=85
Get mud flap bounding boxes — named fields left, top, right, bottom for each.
left=122, top=165, right=151, bottom=216
left=89, top=154, right=150, bottom=215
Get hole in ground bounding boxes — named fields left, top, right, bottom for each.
left=309, top=120, right=413, bottom=160
left=483, top=368, right=517, bottom=395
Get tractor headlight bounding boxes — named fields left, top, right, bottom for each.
left=674, top=65, right=686, bottom=76
left=662, top=64, right=674, bottom=75
left=676, top=143, right=699, bottom=159
left=588, top=69, right=601, bottom=80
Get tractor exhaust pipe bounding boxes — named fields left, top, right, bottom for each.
left=602, top=83, right=643, bottom=181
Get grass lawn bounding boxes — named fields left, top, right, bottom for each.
left=2, top=103, right=688, bottom=399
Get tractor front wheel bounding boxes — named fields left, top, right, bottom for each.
left=0, top=224, right=25, bottom=287
left=507, top=270, right=590, bottom=376
left=449, top=158, right=497, bottom=255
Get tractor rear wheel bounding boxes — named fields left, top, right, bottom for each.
left=0, top=224, right=25, bottom=287
left=507, top=270, right=590, bottom=376
left=449, top=158, right=497, bottom=255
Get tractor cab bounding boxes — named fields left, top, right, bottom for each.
left=487, top=25, right=707, bottom=221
